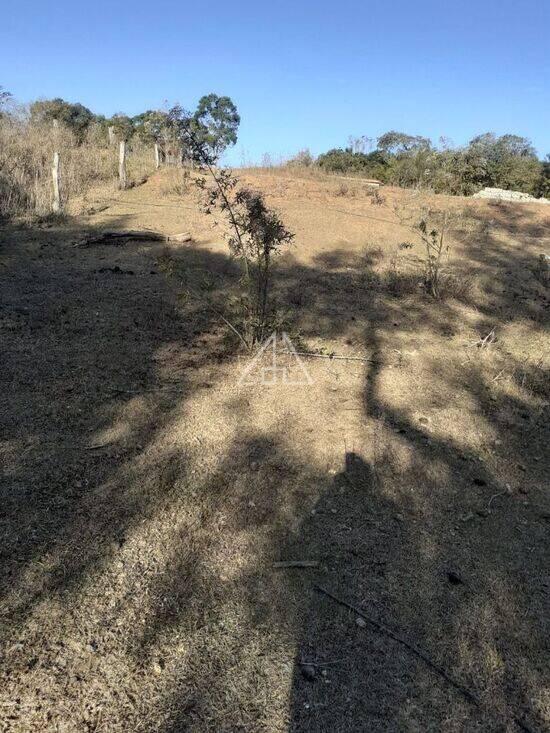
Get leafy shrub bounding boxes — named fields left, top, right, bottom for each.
left=317, top=148, right=384, bottom=176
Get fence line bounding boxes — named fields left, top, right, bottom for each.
left=47, top=142, right=192, bottom=213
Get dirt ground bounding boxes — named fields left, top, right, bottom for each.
left=1, top=168, right=549, bottom=732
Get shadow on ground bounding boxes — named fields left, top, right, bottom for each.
left=0, top=202, right=548, bottom=732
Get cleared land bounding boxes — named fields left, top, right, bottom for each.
left=1, top=169, right=549, bottom=732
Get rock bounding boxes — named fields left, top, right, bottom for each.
left=476, top=508, right=490, bottom=518
left=394, top=513, right=405, bottom=522
left=300, top=664, right=316, bottom=681
left=167, top=232, right=192, bottom=243
left=356, top=617, right=367, bottom=628
left=447, top=570, right=463, bottom=585
left=472, top=187, right=549, bottom=204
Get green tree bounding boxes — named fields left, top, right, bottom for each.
left=377, top=131, right=431, bottom=156
left=466, top=132, right=540, bottom=193
left=108, top=113, right=134, bottom=142
left=132, top=110, right=169, bottom=144
left=192, top=94, right=240, bottom=159
left=164, top=104, right=293, bottom=347
left=0, top=86, right=12, bottom=119
left=30, top=98, right=94, bottom=142
left=536, top=154, right=550, bottom=198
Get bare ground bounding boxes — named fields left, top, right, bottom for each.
left=0, top=169, right=549, bottom=732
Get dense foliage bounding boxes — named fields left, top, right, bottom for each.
left=30, top=98, right=96, bottom=143
left=317, top=131, right=548, bottom=197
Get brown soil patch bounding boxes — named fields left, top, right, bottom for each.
left=1, top=169, right=549, bottom=732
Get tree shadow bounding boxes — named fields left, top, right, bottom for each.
left=1, top=200, right=548, bottom=732
left=0, top=216, right=240, bottom=627
left=283, top=203, right=549, bottom=731
left=150, top=203, right=548, bottom=731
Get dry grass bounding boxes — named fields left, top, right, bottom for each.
left=157, top=167, right=192, bottom=197
left=0, top=119, right=154, bottom=218
left=0, top=169, right=549, bottom=732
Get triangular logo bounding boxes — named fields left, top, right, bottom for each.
left=237, top=331, right=314, bottom=386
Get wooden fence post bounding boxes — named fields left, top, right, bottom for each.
left=52, top=152, right=61, bottom=213
left=154, top=142, right=160, bottom=169
left=118, top=140, right=127, bottom=190
left=108, top=126, right=116, bottom=146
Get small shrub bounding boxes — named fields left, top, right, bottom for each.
left=287, top=149, right=315, bottom=167
left=165, top=105, right=295, bottom=348
left=416, top=213, right=450, bottom=298
left=384, top=267, right=421, bottom=296
left=437, top=273, right=474, bottom=300
left=335, top=181, right=360, bottom=197
left=368, top=188, right=386, bottom=205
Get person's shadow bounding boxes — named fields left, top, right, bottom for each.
left=286, top=451, right=541, bottom=732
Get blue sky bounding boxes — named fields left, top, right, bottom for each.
left=2, top=0, right=549, bottom=164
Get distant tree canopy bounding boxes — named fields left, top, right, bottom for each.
left=315, top=130, right=547, bottom=197
left=0, top=86, right=12, bottom=119
left=24, top=93, right=240, bottom=159
left=538, top=154, right=550, bottom=198
left=0, top=86, right=11, bottom=107
left=317, top=148, right=388, bottom=179
left=191, top=94, right=240, bottom=158
left=377, top=130, right=431, bottom=155
left=107, top=113, right=134, bottom=142
left=30, top=98, right=95, bottom=142
left=12, top=90, right=545, bottom=199
left=132, top=110, right=169, bottom=144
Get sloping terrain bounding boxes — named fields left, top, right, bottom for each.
left=1, top=169, right=549, bottom=732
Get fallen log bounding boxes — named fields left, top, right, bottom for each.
left=74, top=230, right=192, bottom=247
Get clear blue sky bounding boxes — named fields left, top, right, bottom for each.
left=2, top=0, right=549, bottom=164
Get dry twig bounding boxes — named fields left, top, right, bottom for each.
left=314, top=585, right=537, bottom=733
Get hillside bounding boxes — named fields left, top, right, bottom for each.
left=1, top=169, right=549, bottom=732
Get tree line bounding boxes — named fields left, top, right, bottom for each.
left=313, top=131, right=549, bottom=198
left=2, top=86, right=548, bottom=199
left=4, top=92, right=240, bottom=161
left=0, top=87, right=241, bottom=217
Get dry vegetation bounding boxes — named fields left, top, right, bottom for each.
left=0, top=119, right=153, bottom=218
left=0, top=167, right=549, bottom=732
